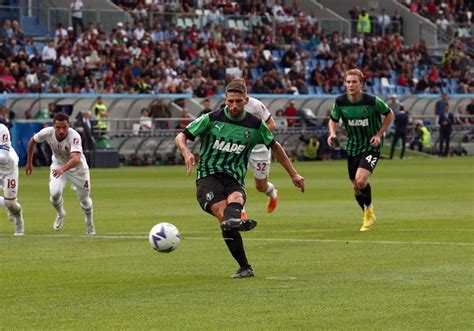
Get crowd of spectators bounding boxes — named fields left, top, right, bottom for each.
left=0, top=0, right=472, bottom=97
left=398, top=0, right=473, bottom=40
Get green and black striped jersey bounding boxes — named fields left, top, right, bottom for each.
left=184, top=107, right=275, bottom=186
left=330, top=93, right=391, bottom=156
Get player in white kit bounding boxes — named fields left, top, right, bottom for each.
left=0, top=123, right=24, bottom=235
left=241, top=87, right=278, bottom=216
left=25, top=112, right=95, bottom=235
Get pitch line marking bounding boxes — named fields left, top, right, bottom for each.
left=97, top=228, right=474, bottom=235
left=1, top=233, right=473, bottom=246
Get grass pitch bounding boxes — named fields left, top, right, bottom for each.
left=1, top=157, right=473, bottom=329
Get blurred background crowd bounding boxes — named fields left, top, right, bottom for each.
left=0, top=0, right=472, bottom=97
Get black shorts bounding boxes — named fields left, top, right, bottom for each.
left=196, top=173, right=247, bottom=214
left=347, top=151, right=380, bottom=180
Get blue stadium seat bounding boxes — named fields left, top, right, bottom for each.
left=45, top=64, right=53, bottom=75
left=250, top=68, right=261, bottom=80
left=357, top=53, right=364, bottom=67
left=382, top=86, right=396, bottom=96
left=372, top=86, right=382, bottom=95
left=390, top=70, right=397, bottom=82
left=396, top=86, right=405, bottom=95
left=271, top=50, right=282, bottom=61
left=24, top=45, right=36, bottom=56
left=450, top=79, right=459, bottom=90
left=319, top=59, right=327, bottom=70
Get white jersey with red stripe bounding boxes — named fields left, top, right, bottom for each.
left=245, top=97, right=272, bottom=154
left=33, top=127, right=88, bottom=171
left=245, top=97, right=272, bottom=179
left=0, top=123, right=19, bottom=173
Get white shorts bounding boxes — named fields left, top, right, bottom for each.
left=49, top=167, right=91, bottom=196
left=0, top=167, right=19, bottom=199
left=249, top=147, right=271, bottom=180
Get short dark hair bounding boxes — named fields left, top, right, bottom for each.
left=225, top=78, right=247, bottom=96
left=53, top=112, right=69, bottom=123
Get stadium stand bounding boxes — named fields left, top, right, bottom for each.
left=5, top=93, right=473, bottom=166
left=0, top=1, right=473, bottom=165
left=0, top=0, right=472, bottom=97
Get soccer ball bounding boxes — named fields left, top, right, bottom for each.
left=148, top=222, right=181, bottom=253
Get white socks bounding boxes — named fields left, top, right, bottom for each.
left=51, top=197, right=66, bottom=216
left=266, top=182, right=277, bottom=199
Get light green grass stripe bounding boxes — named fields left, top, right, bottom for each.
left=3, top=233, right=473, bottom=246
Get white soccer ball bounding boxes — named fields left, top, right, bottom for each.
left=149, top=222, right=181, bottom=253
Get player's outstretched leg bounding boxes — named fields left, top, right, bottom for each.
left=354, top=194, right=365, bottom=211
left=266, top=182, right=278, bottom=213
left=83, top=205, right=95, bottom=236
left=221, top=228, right=255, bottom=279
left=221, top=203, right=257, bottom=232
left=231, top=266, right=255, bottom=279
left=361, top=205, right=376, bottom=232
left=50, top=196, right=66, bottom=231
left=240, top=208, right=248, bottom=220
left=5, top=199, right=24, bottom=236
left=78, top=191, right=95, bottom=235
left=359, top=184, right=376, bottom=231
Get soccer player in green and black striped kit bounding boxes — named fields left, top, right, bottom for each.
left=175, top=80, right=305, bottom=278
left=328, top=69, right=394, bottom=231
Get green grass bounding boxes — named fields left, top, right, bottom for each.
left=1, top=157, right=473, bottom=329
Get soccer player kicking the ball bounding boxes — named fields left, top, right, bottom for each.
left=327, top=69, right=393, bottom=231
left=25, top=112, right=95, bottom=235
left=0, top=123, right=24, bottom=235
left=216, top=84, right=279, bottom=219
left=176, top=80, right=305, bottom=278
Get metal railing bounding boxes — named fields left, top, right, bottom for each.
left=17, top=114, right=474, bottom=136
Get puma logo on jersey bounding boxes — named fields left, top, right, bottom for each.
left=212, top=140, right=246, bottom=154
left=348, top=119, right=369, bottom=126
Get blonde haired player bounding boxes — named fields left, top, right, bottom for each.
left=328, top=69, right=393, bottom=231
left=0, top=123, right=24, bottom=235
left=230, top=79, right=278, bottom=218
left=25, top=112, right=95, bottom=235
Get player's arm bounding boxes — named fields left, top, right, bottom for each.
left=175, top=114, right=210, bottom=175
left=25, top=137, right=38, bottom=176
left=327, top=118, right=338, bottom=147
left=0, top=127, right=11, bottom=165
left=0, top=145, right=10, bottom=165
left=265, top=116, right=277, bottom=131
left=370, top=109, right=394, bottom=147
left=327, top=101, right=340, bottom=147
left=175, top=132, right=195, bottom=176
left=270, top=141, right=305, bottom=192
left=52, top=152, right=81, bottom=178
